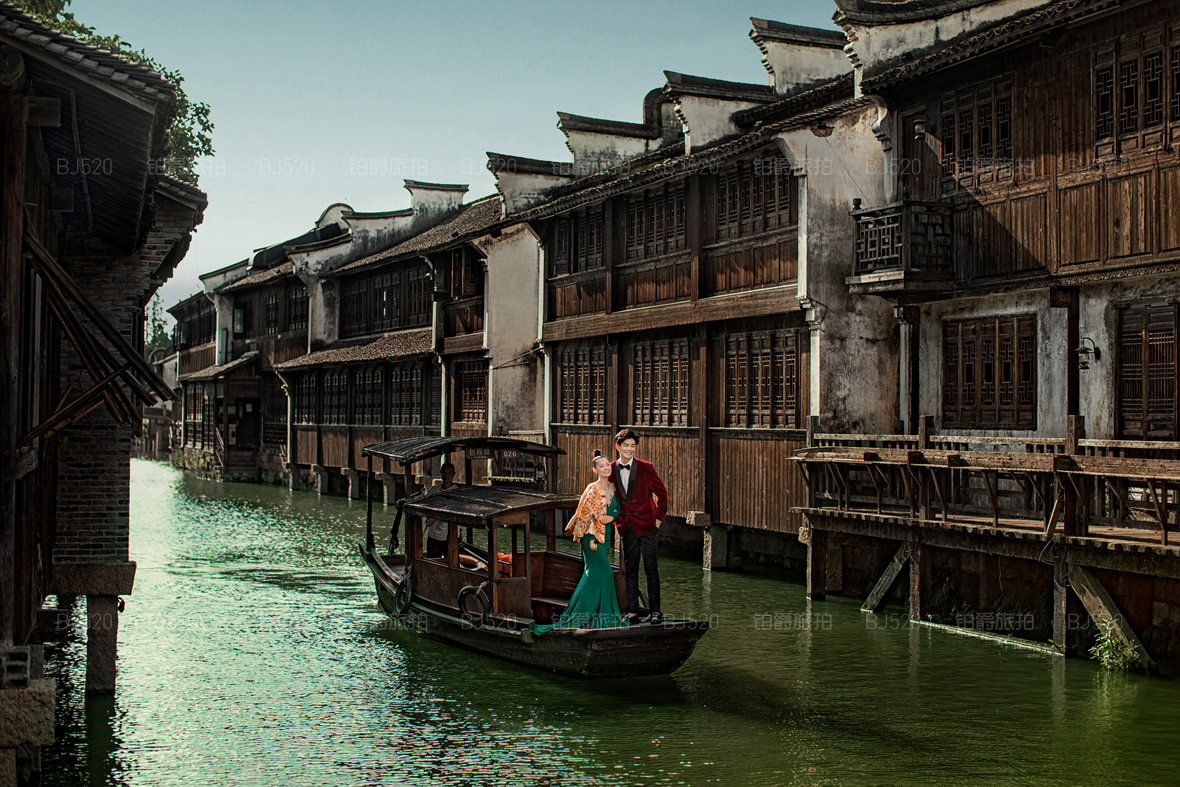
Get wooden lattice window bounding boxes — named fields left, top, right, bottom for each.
left=722, top=329, right=800, bottom=429
left=1118, top=303, right=1178, bottom=439
left=626, top=184, right=686, bottom=261
left=942, top=315, right=1036, bottom=430
left=294, top=374, right=316, bottom=424
left=354, top=367, right=384, bottom=425
left=556, top=344, right=606, bottom=424
left=407, top=266, right=431, bottom=326
left=1119, top=58, right=1141, bottom=135
left=322, top=369, right=348, bottom=425
left=374, top=272, right=399, bottom=332
left=1171, top=47, right=1180, bottom=123
left=390, top=364, right=424, bottom=426
left=940, top=80, right=1013, bottom=186
left=1096, top=65, right=1115, bottom=139
left=714, top=155, right=794, bottom=241
left=552, top=218, right=571, bottom=276
left=453, top=360, right=488, bottom=424
left=340, top=277, right=369, bottom=338
left=1144, top=51, right=1164, bottom=128
left=264, top=292, right=280, bottom=335
left=630, top=338, right=689, bottom=426
left=287, top=282, right=307, bottom=332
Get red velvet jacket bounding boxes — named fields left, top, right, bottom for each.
left=610, top=458, right=668, bottom=537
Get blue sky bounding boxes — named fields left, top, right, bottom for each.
left=68, top=1, right=841, bottom=311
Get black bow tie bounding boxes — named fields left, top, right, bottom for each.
left=619, top=463, right=632, bottom=472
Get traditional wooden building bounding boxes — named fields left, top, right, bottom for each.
left=171, top=183, right=468, bottom=482
left=481, top=23, right=892, bottom=569
left=0, top=4, right=205, bottom=779
left=276, top=193, right=516, bottom=498
left=795, top=0, right=1180, bottom=669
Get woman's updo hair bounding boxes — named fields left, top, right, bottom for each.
left=590, top=449, right=605, bottom=466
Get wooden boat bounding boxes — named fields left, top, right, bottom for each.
left=357, top=436, right=708, bottom=678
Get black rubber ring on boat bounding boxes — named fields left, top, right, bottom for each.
left=394, top=577, right=413, bottom=616
left=457, top=585, right=489, bottom=628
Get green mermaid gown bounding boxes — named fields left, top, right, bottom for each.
left=533, top=495, right=625, bottom=634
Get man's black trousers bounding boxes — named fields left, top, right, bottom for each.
left=621, top=527, right=660, bottom=614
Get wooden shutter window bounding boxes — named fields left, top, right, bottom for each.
left=1118, top=304, right=1178, bottom=439
left=1119, top=58, right=1140, bottom=135
left=942, top=315, right=1036, bottom=429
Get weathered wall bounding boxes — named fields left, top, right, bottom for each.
left=480, top=225, right=544, bottom=436
left=1077, top=272, right=1180, bottom=439
left=781, top=104, right=897, bottom=433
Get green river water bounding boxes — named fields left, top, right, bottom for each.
left=40, top=459, right=1180, bottom=785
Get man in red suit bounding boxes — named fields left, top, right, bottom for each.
left=610, top=428, right=669, bottom=624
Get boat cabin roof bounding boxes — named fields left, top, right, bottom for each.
left=401, top=485, right=578, bottom=527
left=361, top=435, right=564, bottom=465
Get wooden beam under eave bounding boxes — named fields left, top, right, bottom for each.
left=542, top=283, right=800, bottom=342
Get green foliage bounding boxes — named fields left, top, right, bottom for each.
left=14, top=0, right=213, bottom=184
left=1089, top=618, right=1145, bottom=673
left=144, top=293, right=172, bottom=360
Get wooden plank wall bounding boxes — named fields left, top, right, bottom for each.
left=702, top=235, right=797, bottom=295
left=709, top=432, right=805, bottom=534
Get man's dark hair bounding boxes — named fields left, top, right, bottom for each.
left=615, top=428, right=639, bottom=445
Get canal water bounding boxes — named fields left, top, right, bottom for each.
left=42, top=459, right=1180, bottom=785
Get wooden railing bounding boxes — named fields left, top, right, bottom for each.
left=213, top=426, right=226, bottom=473
left=178, top=341, right=216, bottom=377
left=851, top=200, right=953, bottom=277
left=797, top=416, right=1180, bottom=547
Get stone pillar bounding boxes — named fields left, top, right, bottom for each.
left=907, top=541, right=923, bottom=622
left=690, top=511, right=728, bottom=571
left=311, top=465, right=328, bottom=494
left=1051, top=559, right=1069, bottom=654
left=86, top=595, right=119, bottom=693
left=375, top=473, right=400, bottom=506
left=0, top=647, right=53, bottom=787
left=805, top=526, right=827, bottom=600
left=341, top=468, right=361, bottom=500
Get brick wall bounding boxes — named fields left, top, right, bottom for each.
left=53, top=237, right=173, bottom=568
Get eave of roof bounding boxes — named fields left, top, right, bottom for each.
left=330, top=196, right=503, bottom=276
left=219, top=261, right=296, bottom=293
left=860, top=0, right=1117, bottom=90
left=512, top=96, right=871, bottom=222
left=833, top=0, right=994, bottom=26
left=273, top=328, right=433, bottom=370
left=663, top=71, right=777, bottom=103
left=750, top=18, right=847, bottom=49
left=733, top=73, right=855, bottom=128
left=180, top=351, right=258, bottom=382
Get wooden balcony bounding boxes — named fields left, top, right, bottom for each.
left=793, top=417, right=1180, bottom=553
left=847, top=200, right=954, bottom=297
left=178, top=341, right=216, bottom=377
left=443, top=296, right=484, bottom=338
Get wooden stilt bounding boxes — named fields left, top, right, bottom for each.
left=861, top=544, right=909, bottom=613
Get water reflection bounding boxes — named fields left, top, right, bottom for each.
left=38, top=460, right=1180, bottom=786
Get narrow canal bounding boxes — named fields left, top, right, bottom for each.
left=42, top=460, right=1180, bottom=785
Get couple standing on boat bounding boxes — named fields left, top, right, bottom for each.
left=537, top=428, right=668, bottom=633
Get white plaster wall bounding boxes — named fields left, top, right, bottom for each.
left=761, top=43, right=849, bottom=94
left=780, top=104, right=896, bottom=433
left=563, top=130, right=651, bottom=172
left=675, top=96, right=764, bottom=151
left=478, top=224, right=545, bottom=435
left=919, top=289, right=1068, bottom=438
left=844, top=0, right=1052, bottom=75
left=496, top=171, right=571, bottom=213
left=1078, top=272, right=1180, bottom=439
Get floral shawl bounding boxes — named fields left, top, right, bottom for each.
left=566, top=482, right=614, bottom=544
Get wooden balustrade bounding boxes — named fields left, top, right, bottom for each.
left=797, top=417, right=1180, bottom=547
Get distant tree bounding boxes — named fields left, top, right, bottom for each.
left=144, top=293, right=172, bottom=360
left=14, top=0, right=214, bottom=184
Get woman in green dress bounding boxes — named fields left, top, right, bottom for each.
left=534, top=450, right=626, bottom=633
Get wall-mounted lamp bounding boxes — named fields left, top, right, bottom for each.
left=1075, top=336, right=1101, bottom=370
left=913, top=118, right=928, bottom=140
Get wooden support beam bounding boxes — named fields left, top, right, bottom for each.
left=1070, top=566, right=1154, bottom=670
left=1147, top=480, right=1169, bottom=546
left=1044, top=491, right=1063, bottom=537
left=983, top=470, right=999, bottom=527
left=908, top=541, right=922, bottom=622
left=861, top=544, right=910, bottom=613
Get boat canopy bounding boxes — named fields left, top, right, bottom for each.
left=361, top=435, right=564, bottom=465
left=400, top=485, right=579, bottom=527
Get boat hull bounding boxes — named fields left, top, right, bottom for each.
left=361, top=544, right=707, bottom=678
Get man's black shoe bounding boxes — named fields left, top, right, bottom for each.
left=646, top=611, right=663, bottom=625
left=624, top=613, right=641, bottom=625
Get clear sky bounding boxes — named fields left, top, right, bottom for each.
left=68, top=0, right=841, bottom=313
